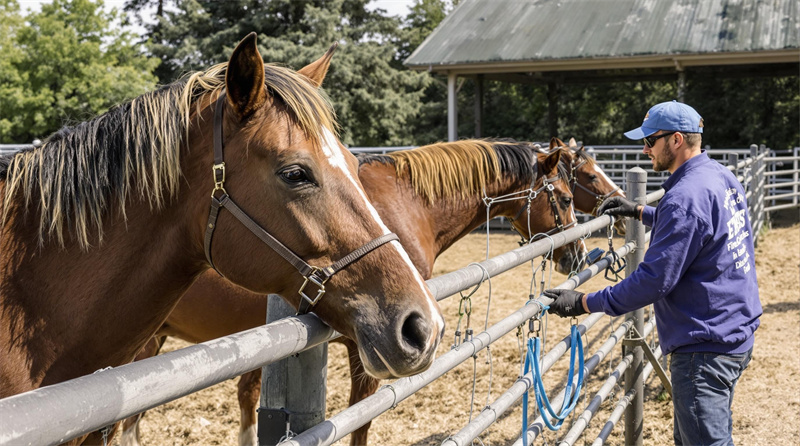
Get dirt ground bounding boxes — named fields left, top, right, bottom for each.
left=120, top=216, right=800, bottom=446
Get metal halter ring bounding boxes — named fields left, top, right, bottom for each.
left=298, top=267, right=330, bottom=307
left=212, top=162, right=227, bottom=195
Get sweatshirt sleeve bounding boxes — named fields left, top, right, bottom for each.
left=641, top=205, right=656, bottom=227
left=586, top=202, right=710, bottom=316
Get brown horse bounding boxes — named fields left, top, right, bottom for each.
left=0, top=34, right=444, bottom=444
left=548, top=137, right=627, bottom=234
left=119, top=140, right=601, bottom=446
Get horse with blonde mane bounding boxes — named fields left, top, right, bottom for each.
left=0, top=33, right=444, bottom=445
left=120, top=139, right=592, bottom=446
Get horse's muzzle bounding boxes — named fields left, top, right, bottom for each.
left=357, top=306, right=444, bottom=379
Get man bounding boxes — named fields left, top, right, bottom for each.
left=543, top=100, right=761, bottom=446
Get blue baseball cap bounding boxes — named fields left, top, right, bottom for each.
left=624, top=100, right=704, bottom=140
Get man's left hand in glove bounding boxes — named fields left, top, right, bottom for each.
left=542, top=289, right=587, bottom=317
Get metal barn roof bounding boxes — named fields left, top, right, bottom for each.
left=405, top=0, right=800, bottom=73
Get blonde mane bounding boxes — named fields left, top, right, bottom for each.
left=1, top=62, right=337, bottom=249
left=388, top=140, right=530, bottom=204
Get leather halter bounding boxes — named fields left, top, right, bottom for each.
left=507, top=163, right=576, bottom=244
left=203, top=93, right=400, bottom=314
left=567, top=156, right=621, bottom=216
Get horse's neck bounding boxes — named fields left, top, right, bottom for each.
left=0, top=198, right=203, bottom=395
left=360, top=163, right=522, bottom=279
left=427, top=178, right=525, bottom=255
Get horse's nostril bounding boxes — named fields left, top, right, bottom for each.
left=401, top=312, right=430, bottom=353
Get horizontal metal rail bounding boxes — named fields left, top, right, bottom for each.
left=280, top=235, right=643, bottom=446
left=558, top=319, right=660, bottom=446
left=0, top=214, right=613, bottom=446
left=0, top=314, right=340, bottom=446
left=441, top=241, right=644, bottom=446
left=590, top=349, right=663, bottom=446
left=559, top=352, right=634, bottom=446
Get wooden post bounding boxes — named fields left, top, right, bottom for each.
left=259, top=296, right=327, bottom=445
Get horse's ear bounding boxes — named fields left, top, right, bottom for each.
left=298, top=42, right=338, bottom=88
left=226, top=32, right=267, bottom=120
left=538, top=147, right=562, bottom=174
left=548, top=137, right=561, bottom=151
left=568, top=137, right=578, bottom=149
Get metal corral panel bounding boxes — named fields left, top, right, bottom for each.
left=405, top=0, right=799, bottom=71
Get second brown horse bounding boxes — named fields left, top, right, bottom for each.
left=122, top=140, right=620, bottom=446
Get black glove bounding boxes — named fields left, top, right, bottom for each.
left=542, top=289, right=587, bottom=317
left=597, top=196, right=642, bottom=220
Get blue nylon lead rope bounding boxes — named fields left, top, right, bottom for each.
left=522, top=321, right=585, bottom=445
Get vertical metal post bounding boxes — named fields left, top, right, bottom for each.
left=728, top=153, right=739, bottom=180
left=624, top=167, right=647, bottom=446
left=759, top=145, right=767, bottom=236
left=794, top=147, right=799, bottom=207
left=259, top=295, right=327, bottom=445
left=750, top=145, right=758, bottom=227
left=448, top=72, right=458, bottom=142
left=474, top=74, right=483, bottom=138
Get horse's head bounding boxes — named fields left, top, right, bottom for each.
left=505, top=146, right=587, bottom=275
left=193, top=34, right=443, bottom=379
left=549, top=137, right=627, bottom=235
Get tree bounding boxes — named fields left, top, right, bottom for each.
left=126, top=0, right=430, bottom=146
left=0, top=0, right=159, bottom=143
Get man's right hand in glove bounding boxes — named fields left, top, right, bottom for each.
left=597, top=196, right=643, bottom=220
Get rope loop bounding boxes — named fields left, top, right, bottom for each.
left=521, top=323, right=585, bottom=444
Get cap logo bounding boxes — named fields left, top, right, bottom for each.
left=643, top=112, right=649, bottom=123
left=699, top=118, right=704, bottom=128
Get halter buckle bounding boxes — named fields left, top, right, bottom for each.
left=212, top=162, right=227, bottom=194
left=298, top=267, right=329, bottom=308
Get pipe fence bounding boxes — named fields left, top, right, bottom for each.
left=276, top=169, right=662, bottom=446
left=0, top=145, right=780, bottom=445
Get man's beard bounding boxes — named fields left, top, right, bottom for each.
left=652, top=147, right=676, bottom=172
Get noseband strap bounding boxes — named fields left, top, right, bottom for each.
left=204, top=93, right=400, bottom=314
left=568, top=158, right=621, bottom=215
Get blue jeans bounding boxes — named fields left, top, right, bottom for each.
left=670, top=348, right=752, bottom=446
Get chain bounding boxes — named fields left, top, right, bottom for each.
left=604, top=216, right=627, bottom=281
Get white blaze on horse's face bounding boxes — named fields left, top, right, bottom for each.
left=319, top=128, right=444, bottom=335
left=593, top=163, right=622, bottom=194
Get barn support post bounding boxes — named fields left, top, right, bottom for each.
left=676, top=69, right=686, bottom=102
left=623, top=168, right=647, bottom=446
left=448, top=72, right=458, bottom=141
left=259, top=296, right=327, bottom=445
left=474, top=74, right=483, bottom=138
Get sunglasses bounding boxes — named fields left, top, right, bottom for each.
left=643, top=131, right=677, bottom=148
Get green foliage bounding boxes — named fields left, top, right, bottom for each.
left=686, top=75, right=799, bottom=151
left=130, top=0, right=429, bottom=145
left=0, top=0, right=159, bottom=143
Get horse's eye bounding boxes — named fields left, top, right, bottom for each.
left=562, top=197, right=572, bottom=206
left=279, top=166, right=310, bottom=185
left=589, top=174, right=598, bottom=182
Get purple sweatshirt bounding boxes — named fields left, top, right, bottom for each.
left=586, top=152, right=761, bottom=355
